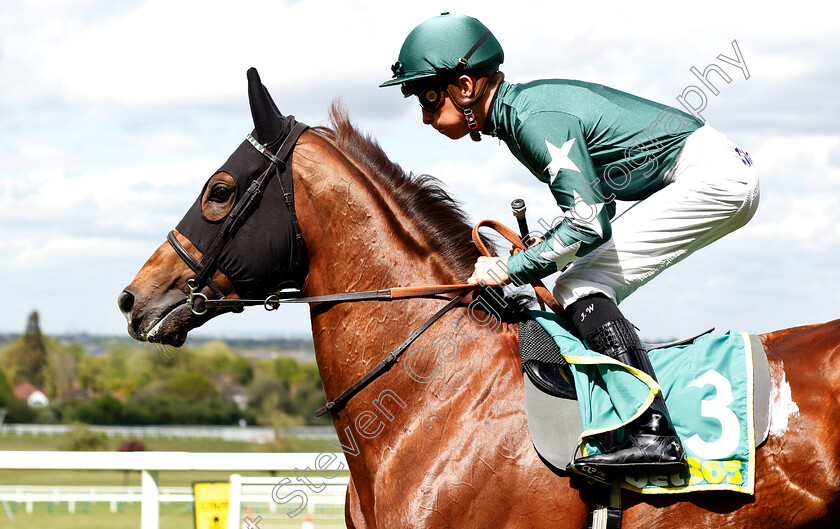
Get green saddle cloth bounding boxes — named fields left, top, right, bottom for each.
left=531, top=310, right=757, bottom=494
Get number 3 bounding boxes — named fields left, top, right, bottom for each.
left=683, top=370, right=740, bottom=460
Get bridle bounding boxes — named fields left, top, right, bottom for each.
left=164, top=122, right=487, bottom=416
left=165, top=122, right=563, bottom=417
left=167, top=122, right=310, bottom=315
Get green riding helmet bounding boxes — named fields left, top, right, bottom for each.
left=380, top=13, right=504, bottom=89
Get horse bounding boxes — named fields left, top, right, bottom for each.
left=118, top=69, right=840, bottom=528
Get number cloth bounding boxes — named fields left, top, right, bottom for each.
left=486, top=80, right=759, bottom=306
left=532, top=310, right=757, bottom=494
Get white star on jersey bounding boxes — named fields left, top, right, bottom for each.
left=539, top=238, right=582, bottom=270
left=566, top=190, right=605, bottom=238
left=545, top=139, right=582, bottom=183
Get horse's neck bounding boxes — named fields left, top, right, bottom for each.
left=291, top=134, right=518, bottom=478
left=295, top=142, right=453, bottom=286
left=293, top=133, right=468, bottom=373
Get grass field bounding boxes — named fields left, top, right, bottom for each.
left=2, top=502, right=347, bottom=529
left=1, top=502, right=194, bottom=529
left=0, top=432, right=347, bottom=528
left=0, top=432, right=337, bottom=453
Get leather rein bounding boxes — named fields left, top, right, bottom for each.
left=166, top=124, right=562, bottom=416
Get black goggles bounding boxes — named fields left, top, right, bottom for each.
left=401, top=83, right=446, bottom=113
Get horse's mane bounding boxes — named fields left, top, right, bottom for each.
left=313, top=103, right=530, bottom=314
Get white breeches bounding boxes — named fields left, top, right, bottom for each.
left=553, top=124, right=760, bottom=307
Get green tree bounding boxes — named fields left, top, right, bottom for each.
left=247, top=376, right=291, bottom=413
left=0, top=368, right=13, bottom=406
left=45, top=345, right=78, bottom=399
left=109, top=378, right=138, bottom=401
left=34, top=406, right=58, bottom=424
left=258, top=392, right=304, bottom=451
left=60, top=423, right=110, bottom=451
left=77, top=355, right=106, bottom=392
left=232, top=357, right=254, bottom=385
left=273, top=357, right=302, bottom=384
left=4, top=398, right=36, bottom=423
left=270, top=359, right=325, bottom=422
left=103, top=346, right=133, bottom=380
left=75, top=394, right=124, bottom=425
left=202, top=340, right=235, bottom=360
left=167, top=372, right=217, bottom=401
left=0, top=311, right=49, bottom=386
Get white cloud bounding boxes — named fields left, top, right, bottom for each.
left=731, top=135, right=840, bottom=248
left=135, top=132, right=202, bottom=157
left=0, top=159, right=216, bottom=236
left=2, top=235, right=140, bottom=269
left=1, top=0, right=839, bottom=337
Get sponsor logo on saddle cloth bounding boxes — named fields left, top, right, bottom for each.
left=532, top=314, right=757, bottom=494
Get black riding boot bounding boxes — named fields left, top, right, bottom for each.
left=566, top=295, right=687, bottom=478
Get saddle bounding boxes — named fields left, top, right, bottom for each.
left=519, top=317, right=773, bottom=527
left=518, top=318, right=773, bottom=477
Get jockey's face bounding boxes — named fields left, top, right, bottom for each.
left=421, top=91, right=471, bottom=140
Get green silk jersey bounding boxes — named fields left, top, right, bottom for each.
left=483, top=79, right=703, bottom=285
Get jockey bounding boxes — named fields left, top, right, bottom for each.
left=380, top=13, right=759, bottom=478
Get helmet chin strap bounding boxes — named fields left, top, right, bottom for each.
left=446, top=72, right=504, bottom=142
left=463, top=108, right=481, bottom=142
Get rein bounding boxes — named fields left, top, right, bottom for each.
left=204, top=282, right=478, bottom=418
left=472, top=219, right=565, bottom=316
left=196, top=283, right=477, bottom=312
left=313, top=290, right=471, bottom=416
left=303, top=218, right=564, bottom=415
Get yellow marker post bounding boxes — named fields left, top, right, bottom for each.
left=193, top=482, right=231, bottom=529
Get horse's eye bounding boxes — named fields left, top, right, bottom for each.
left=210, top=184, right=233, bottom=203
left=201, top=173, right=236, bottom=221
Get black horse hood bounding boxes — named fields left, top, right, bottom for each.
left=175, top=68, right=306, bottom=298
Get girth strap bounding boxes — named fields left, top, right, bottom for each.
left=587, top=482, right=623, bottom=529
left=314, top=290, right=470, bottom=417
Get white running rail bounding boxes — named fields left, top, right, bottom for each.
left=0, top=451, right=348, bottom=529
left=0, top=423, right=338, bottom=442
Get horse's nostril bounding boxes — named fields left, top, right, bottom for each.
left=118, top=290, right=135, bottom=314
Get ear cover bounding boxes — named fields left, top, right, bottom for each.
left=174, top=68, right=304, bottom=298
left=248, top=67, right=287, bottom=146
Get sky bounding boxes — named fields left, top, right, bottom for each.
left=1, top=0, right=838, bottom=342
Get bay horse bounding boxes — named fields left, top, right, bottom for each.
left=118, top=70, right=840, bottom=528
